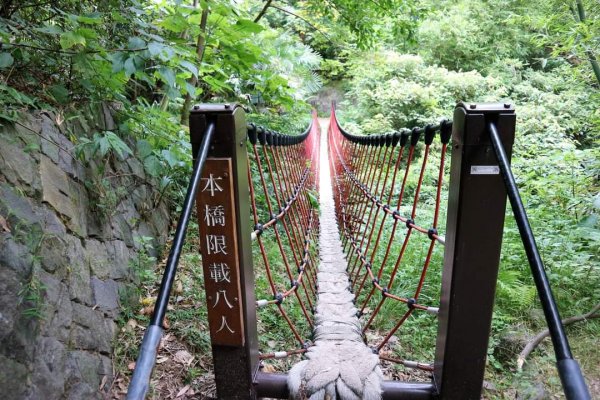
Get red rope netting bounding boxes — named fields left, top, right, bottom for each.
left=246, top=111, right=320, bottom=359
left=328, top=106, right=452, bottom=371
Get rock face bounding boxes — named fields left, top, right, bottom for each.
left=0, top=108, right=170, bottom=399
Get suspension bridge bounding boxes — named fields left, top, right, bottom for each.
left=126, top=103, right=591, bottom=399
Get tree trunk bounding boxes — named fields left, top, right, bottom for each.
left=180, top=6, right=210, bottom=125
left=574, top=0, right=600, bottom=86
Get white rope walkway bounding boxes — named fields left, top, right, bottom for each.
left=288, top=118, right=383, bottom=400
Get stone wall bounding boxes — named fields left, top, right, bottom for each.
left=0, top=106, right=170, bottom=399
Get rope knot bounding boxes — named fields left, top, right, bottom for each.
left=406, top=218, right=414, bottom=229
left=428, top=228, right=438, bottom=240
left=274, top=292, right=284, bottom=305
left=407, top=297, right=417, bottom=310
left=254, top=223, right=264, bottom=236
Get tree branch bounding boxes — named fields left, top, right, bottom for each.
left=253, top=0, right=273, bottom=23
left=517, top=302, right=600, bottom=371
left=270, top=5, right=333, bottom=43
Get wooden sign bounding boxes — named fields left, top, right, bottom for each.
left=197, top=157, right=244, bottom=346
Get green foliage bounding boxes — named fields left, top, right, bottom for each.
left=340, top=52, right=494, bottom=131
left=338, top=11, right=599, bottom=371
left=75, top=131, right=132, bottom=159
left=18, top=275, right=45, bottom=321
left=83, top=175, right=129, bottom=220
left=132, top=236, right=158, bottom=285
left=417, top=0, right=538, bottom=73
left=0, top=0, right=330, bottom=219
left=119, top=235, right=157, bottom=322
left=522, top=0, right=600, bottom=85
left=0, top=1, right=321, bottom=114
left=301, top=0, right=421, bottom=49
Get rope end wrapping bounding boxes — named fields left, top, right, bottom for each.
left=288, top=344, right=383, bottom=400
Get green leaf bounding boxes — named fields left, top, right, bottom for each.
left=159, top=176, right=172, bottom=191
left=143, top=155, right=161, bottom=176
left=124, top=57, right=137, bottom=77
left=148, top=41, right=164, bottom=56
left=179, top=60, right=198, bottom=78
left=60, top=31, right=86, bottom=49
left=0, top=53, right=14, bottom=68
left=110, top=52, right=127, bottom=73
left=93, top=133, right=109, bottom=157
left=77, top=13, right=102, bottom=25
left=203, top=75, right=230, bottom=92
left=158, top=67, right=176, bottom=88
left=0, top=111, right=18, bottom=123
left=160, top=14, right=189, bottom=33
left=23, top=143, right=41, bottom=153
left=34, top=25, right=63, bottom=35
left=183, top=82, right=197, bottom=96
left=48, top=84, right=69, bottom=104
left=128, top=36, right=146, bottom=50
left=104, top=131, right=132, bottom=158
left=136, top=139, right=153, bottom=159
left=235, top=19, right=264, bottom=33
left=76, top=27, right=98, bottom=40
left=161, top=149, right=180, bottom=168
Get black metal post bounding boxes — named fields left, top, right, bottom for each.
left=433, top=103, right=515, bottom=399
left=190, top=104, right=259, bottom=399
left=127, top=123, right=215, bottom=400
left=488, top=122, right=590, bottom=400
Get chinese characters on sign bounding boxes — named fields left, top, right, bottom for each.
left=204, top=205, right=225, bottom=226
left=197, top=158, right=244, bottom=346
left=209, top=263, right=231, bottom=283
left=206, top=234, right=228, bottom=255
left=201, top=174, right=223, bottom=197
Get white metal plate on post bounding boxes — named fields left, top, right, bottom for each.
left=470, top=165, right=500, bottom=175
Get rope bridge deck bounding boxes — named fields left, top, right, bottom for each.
left=287, top=118, right=383, bottom=399
left=127, top=103, right=590, bottom=400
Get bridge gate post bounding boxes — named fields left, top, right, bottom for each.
left=189, top=104, right=259, bottom=399
left=434, top=103, right=516, bottom=399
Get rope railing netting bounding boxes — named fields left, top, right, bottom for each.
left=247, top=111, right=321, bottom=360
left=329, top=106, right=452, bottom=371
